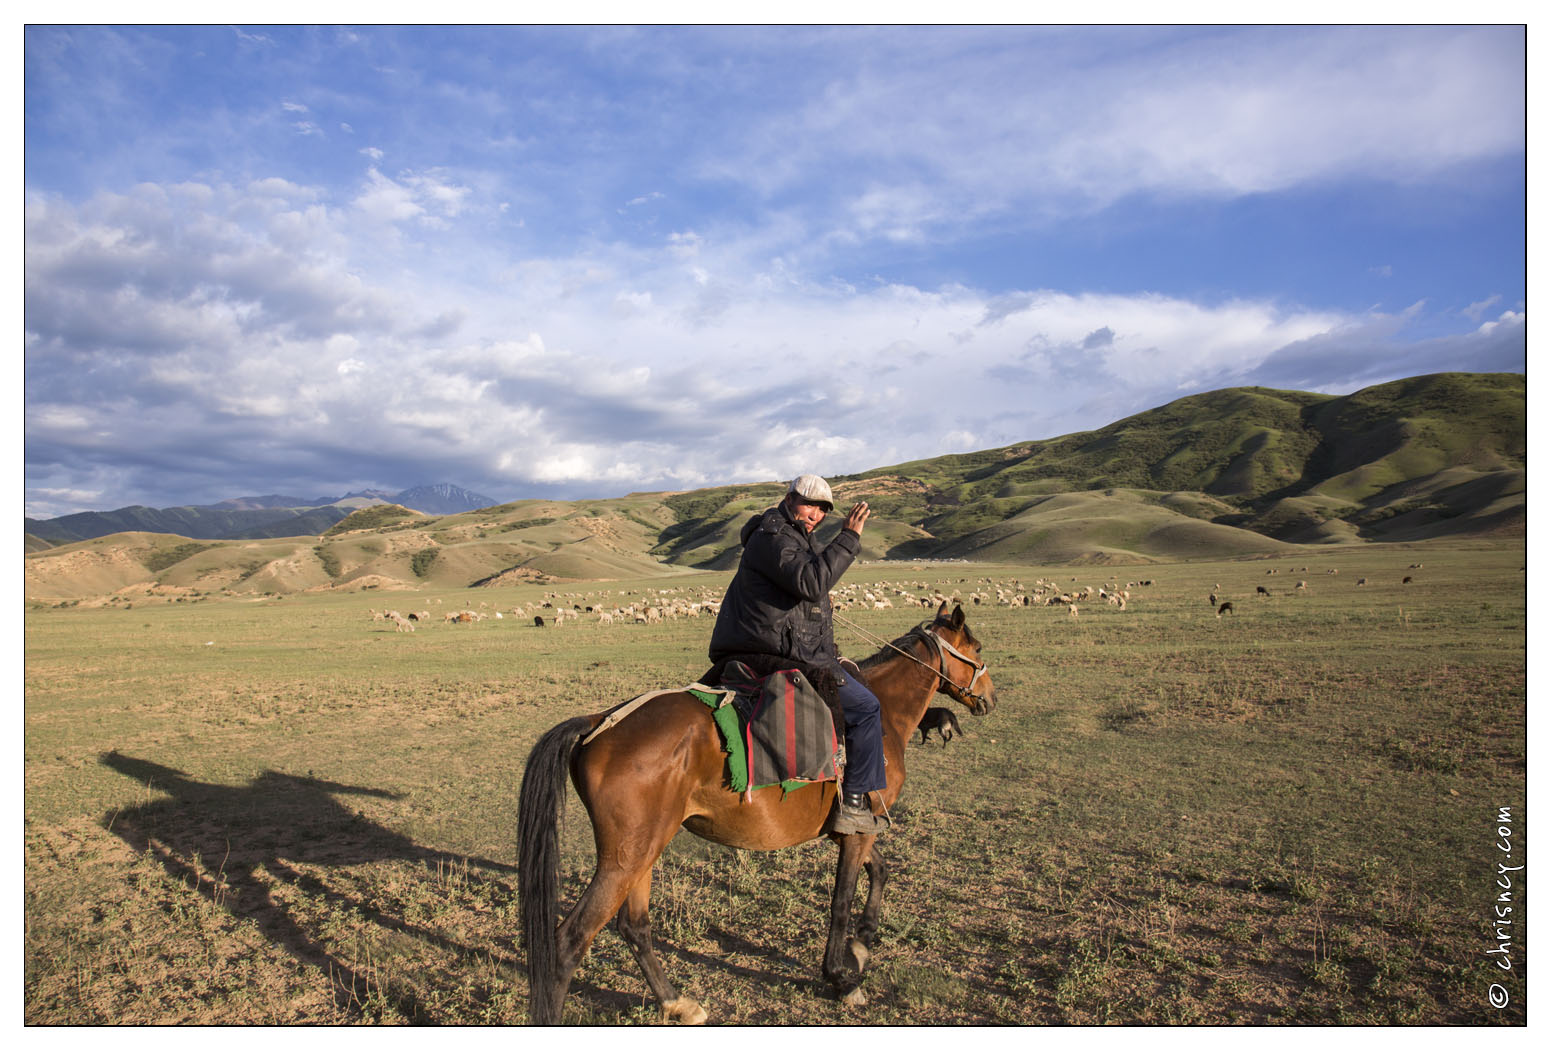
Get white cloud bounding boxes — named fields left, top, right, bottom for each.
left=611, top=290, right=654, bottom=317
left=352, top=168, right=424, bottom=225
left=1477, top=310, right=1525, bottom=336
left=230, top=27, right=273, bottom=47
left=403, top=170, right=470, bottom=218
left=1464, top=294, right=1503, bottom=321
left=712, top=26, right=1523, bottom=230
left=248, top=177, right=318, bottom=200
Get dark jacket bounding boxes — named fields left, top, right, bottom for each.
left=708, top=502, right=861, bottom=667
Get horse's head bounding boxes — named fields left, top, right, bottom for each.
left=926, top=601, right=997, bottom=716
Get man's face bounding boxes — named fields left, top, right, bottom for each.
left=790, top=498, right=828, bottom=533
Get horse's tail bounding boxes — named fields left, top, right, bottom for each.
left=518, top=715, right=591, bottom=1025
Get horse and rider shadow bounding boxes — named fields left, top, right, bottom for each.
left=95, top=750, right=806, bottom=1021
left=97, top=750, right=522, bottom=1021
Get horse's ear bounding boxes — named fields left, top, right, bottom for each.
left=950, top=603, right=965, bottom=629
left=936, top=600, right=951, bottom=620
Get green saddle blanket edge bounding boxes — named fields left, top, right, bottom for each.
left=688, top=687, right=816, bottom=796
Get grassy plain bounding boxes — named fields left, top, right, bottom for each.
left=24, top=541, right=1525, bottom=1025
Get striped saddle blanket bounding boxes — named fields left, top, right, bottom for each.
left=690, top=660, right=842, bottom=797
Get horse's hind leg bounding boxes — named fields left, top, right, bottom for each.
left=537, top=867, right=636, bottom=1023
left=615, top=870, right=707, bottom=1025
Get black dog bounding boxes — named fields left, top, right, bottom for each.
left=917, top=706, right=964, bottom=746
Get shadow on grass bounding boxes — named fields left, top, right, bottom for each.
left=98, top=750, right=517, bottom=1023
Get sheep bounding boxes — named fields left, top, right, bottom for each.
left=386, top=611, right=414, bottom=633
left=533, top=615, right=545, bottom=627
left=1216, top=601, right=1234, bottom=617
left=1257, top=586, right=1271, bottom=597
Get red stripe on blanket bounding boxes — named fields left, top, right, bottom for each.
left=784, top=674, right=798, bottom=780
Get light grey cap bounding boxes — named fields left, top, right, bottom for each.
left=787, top=474, right=835, bottom=510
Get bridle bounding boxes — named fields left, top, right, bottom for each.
left=835, top=612, right=993, bottom=711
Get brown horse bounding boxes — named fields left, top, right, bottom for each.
left=517, top=601, right=997, bottom=1024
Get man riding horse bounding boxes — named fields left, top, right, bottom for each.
left=708, top=474, right=887, bottom=835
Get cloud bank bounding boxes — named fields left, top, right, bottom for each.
left=23, top=26, right=1525, bottom=517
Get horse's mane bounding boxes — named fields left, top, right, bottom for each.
left=854, top=610, right=980, bottom=678
left=855, top=619, right=940, bottom=675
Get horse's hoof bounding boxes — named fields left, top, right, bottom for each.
left=842, top=986, right=867, bottom=1008
left=847, top=939, right=871, bottom=972
left=661, top=997, right=708, bottom=1025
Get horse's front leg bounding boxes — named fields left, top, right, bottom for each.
left=853, top=848, right=888, bottom=961
left=822, top=834, right=875, bottom=1004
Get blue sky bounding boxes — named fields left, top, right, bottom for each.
left=22, top=24, right=1526, bottom=517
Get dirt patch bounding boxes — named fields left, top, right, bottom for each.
left=833, top=476, right=931, bottom=498
left=25, top=545, right=152, bottom=600
left=316, top=574, right=419, bottom=593
left=473, top=566, right=555, bottom=588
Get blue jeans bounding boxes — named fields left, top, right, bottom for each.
left=834, top=669, right=886, bottom=796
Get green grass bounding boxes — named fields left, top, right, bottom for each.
left=24, top=541, right=1526, bottom=1024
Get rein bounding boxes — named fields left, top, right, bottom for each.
left=833, top=611, right=991, bottom=709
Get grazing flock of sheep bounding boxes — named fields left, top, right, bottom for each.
left=367, top=563, right=1424, bottom=633
left=827, top=576, right=1150, bottom=618
left=364, top=574, right=1160, bottom=633
left=368, top=585, right=728, bottom=633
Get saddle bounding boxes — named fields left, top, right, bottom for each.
left=700, top=653, right=847, bottom=736
left=693, top=655, right=854, bottom=797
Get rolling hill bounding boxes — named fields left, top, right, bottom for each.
left=24, top=484, right=497, bottom=546
left=24, top=372, right=1523, bottom=605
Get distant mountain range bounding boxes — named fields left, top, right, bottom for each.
left=25, top=484, right=497, bottom=546
left=24, top=372, right=1525, bottom=603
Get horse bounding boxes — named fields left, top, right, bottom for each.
left=517, top=601, right=997, bottom=1024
